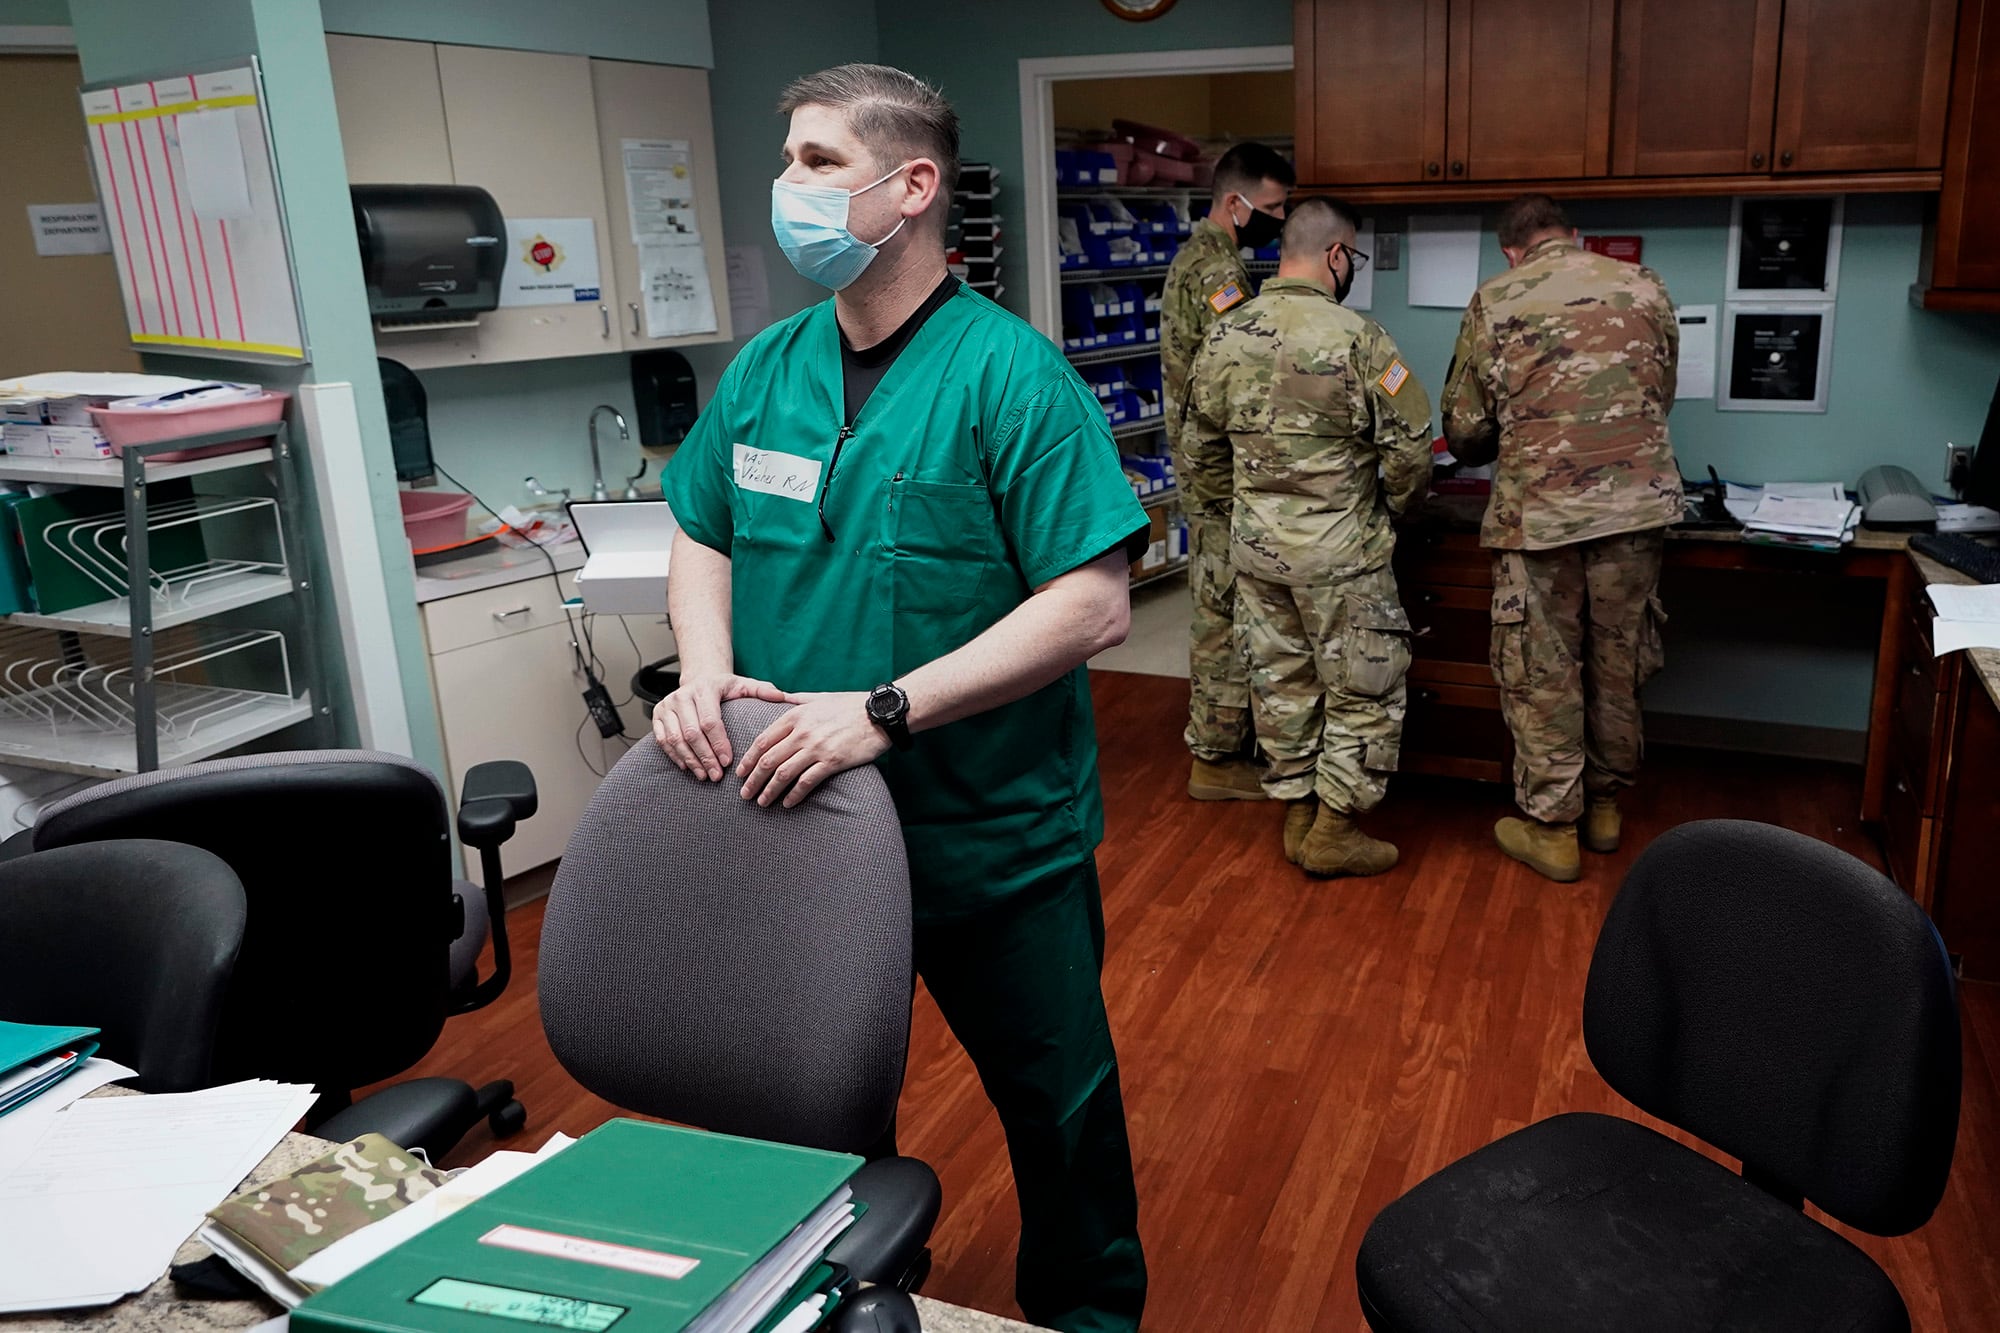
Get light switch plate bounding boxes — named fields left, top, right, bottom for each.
left=1376, top=232, right=1401, bottom=271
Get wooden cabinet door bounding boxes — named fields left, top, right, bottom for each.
left=1612, top=0, right=1783, bottom=176
left=590, top=59, right=732, bottom=352
left=326, top=35, right=453, bottom=185
left=1930, top=0, right=2000, bottom=290
left=1773, top=0, right=1958, bottom=172
left=1446, top=0, right=1617, bottom=180
left=1933, top=675, right=2000, bottom=979
left=1295, top=0, right=1448, bottom=183
left=436, top=44, right=618, bottom=365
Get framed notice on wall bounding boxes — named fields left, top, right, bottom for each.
left=1718, top=303, right=1835, bottom=413
left=79, top=58, right=307, bottom=363
left=1726, top=196, right=1843, bottom=302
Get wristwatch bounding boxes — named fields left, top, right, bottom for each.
left=865, top=682, right=914, bottom=751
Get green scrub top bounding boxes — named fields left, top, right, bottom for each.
left=662, top=285, right=1148, bottom=922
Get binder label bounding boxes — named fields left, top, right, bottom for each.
left=479, top=1222, right=701, bottom=1280
left=412, top=1277, right=625, bottom=1331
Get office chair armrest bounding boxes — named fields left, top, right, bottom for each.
left=458, top=761, right=537, bottom=849
left=824, top=1156, right=940, bottom=1291
left=453, top=761, right=536, bottom=1015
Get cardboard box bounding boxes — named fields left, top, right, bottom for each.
left=1129, top=507, right=1169, bottom=579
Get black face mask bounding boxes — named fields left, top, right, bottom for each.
left=1328, top=248, right=1354, bottom=304
left=1233, top=196, right=1283, bottom=250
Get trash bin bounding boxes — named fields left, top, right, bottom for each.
left=631, top=658, right=680, bottom=711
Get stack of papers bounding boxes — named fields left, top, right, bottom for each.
left=0, top=1020, right=101, bottom=1117
left=0, top=1078, right=316, bottom=1312
left=1928, top=583, right=2000, bottom=655
left=1727, top=482, right=1858, bottom=549
left=1937, top=503, right=2000, bottom=533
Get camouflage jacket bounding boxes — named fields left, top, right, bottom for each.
left=1185, top=276, right=1434, bottom=587
left=1162, top=217, right=1252, bottom=501
left=1441, top=236, right=1684, bottom=550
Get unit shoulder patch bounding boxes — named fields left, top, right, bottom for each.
left=1378, top=360, right=1411, bottom=396
left=1207, top=282, right=1246, bottom=315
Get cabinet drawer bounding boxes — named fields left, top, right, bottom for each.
left=423, top=577, right=571, bottom=656
left=1883, top=743, right=1933, bottom=906
left=1395, top=530, right=1492, bottom=589
left=1403, top=679, right=1512, bottom=783
left=1407, top=582, right=1491, bottom=669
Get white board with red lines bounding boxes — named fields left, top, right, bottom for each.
left=79, top=64, right=307, bottom=363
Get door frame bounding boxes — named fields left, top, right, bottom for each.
left=0, top=26, right=75, bottom=53
left=1018, top=44, right=1292, bottom=338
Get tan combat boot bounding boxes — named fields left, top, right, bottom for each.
left=1495, top=817, right=1582, bottom=883
left=1582, top=795, right=1621, bottom=854
left=1189, top=757, right=1265, bottom=801
left=1282, top=796, right=1317, bottom=864
left=1298, top=806, right=1399, bottom=878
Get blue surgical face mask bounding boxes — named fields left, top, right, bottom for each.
left=770, top=163, right=912, bottom=290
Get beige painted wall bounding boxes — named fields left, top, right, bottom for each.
left=1051, top=70, right=1291, bottom=143
left=0, top=55, right=142, bottom=375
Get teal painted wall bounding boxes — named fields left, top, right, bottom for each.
left=318, top=0, right=711, bottom=68
left=0, top=0, right=71, bottom=23
left=66, top=0, right=449, bottom=777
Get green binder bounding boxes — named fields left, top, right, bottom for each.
left=292, top=1120, right=861, bottom=1333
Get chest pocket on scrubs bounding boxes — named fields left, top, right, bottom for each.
left=886, top=477, right=1003, bottom=618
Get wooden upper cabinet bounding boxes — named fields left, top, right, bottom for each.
left=1447, top=0, right=1616, bottom=180
left=1924, top=0, right=2000, bottom=295
left=1613, top=0, right=1782, bottom=175
left=1295, top=0, right=1447, bottom=184
left=1774, top=0, right=1959, bottom=172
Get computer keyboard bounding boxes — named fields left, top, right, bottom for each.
left=1910, top=531, right=2000, bottom=584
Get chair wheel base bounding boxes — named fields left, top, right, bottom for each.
left=489, top=1100, right=527, bottom=1136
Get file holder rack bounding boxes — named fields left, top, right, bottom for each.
left=0, top=421, right=327, bottom=774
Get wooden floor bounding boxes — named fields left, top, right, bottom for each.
left=385, top=671, right=2000, bottom=1333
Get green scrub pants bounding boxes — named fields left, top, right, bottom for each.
left=895, top=858, right=1147, bottom=1333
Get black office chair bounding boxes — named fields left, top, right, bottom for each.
left=0, top=839, right=246, bottom=1093
left=13, top=750, right=539, bottom=1160
left=1356, top=819, right=1962, bottom=1332
left=539, top=700, right=938, bottom=1327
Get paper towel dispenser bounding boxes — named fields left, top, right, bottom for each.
left=351, top=184, right=506, bottom=329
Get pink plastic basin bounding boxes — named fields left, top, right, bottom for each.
left=88, top=390, right=289, bottom=463
left=400, top=490, right=475, bottom=551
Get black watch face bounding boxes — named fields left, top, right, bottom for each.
left=867, top=685, right=902, bottom=722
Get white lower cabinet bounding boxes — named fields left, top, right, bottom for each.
left=422, top=576, right=674, bottom=879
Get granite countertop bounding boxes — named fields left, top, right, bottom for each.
left=1909, top=548, right=2000, bottom=711
left=409, top=537, right=586, bottom=604
left=3, top=1102, right=1049, bottom=1333
left=1406, top=491, right=1914, bottom=551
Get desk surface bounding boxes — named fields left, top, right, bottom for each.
left=1, top=1109, right=1046, bottom=1333
left=1911, top=549, right=2000, bottom=712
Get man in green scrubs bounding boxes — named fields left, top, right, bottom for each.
left=652, top=64, right=1149, bottom=1333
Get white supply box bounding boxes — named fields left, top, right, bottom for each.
left=569, top=499, right=678, bottom=615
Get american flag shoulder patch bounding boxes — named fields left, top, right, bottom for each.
left=1378, top=360, right=1411, bottom=396
left=1208, top=282, right=1245, bottom=314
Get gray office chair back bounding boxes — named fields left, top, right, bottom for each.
left=541, top=700, right=913, bottom=1152
left=1584, top=818, right=1961, bottom=1236
left=0, top=839, right=246, bottom=1092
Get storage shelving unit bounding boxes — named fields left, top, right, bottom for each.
left=0, top=422, right=327, bottom=775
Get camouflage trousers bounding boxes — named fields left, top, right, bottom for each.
left=1235, top=565, right=1413, bottom=813
left=1490, top=529, right=1668, bottom=825
left=1184, top=512, right=1252, bottom=760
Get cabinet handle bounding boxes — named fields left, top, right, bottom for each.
left=599, top=305, right=611, bottom=338
left=1419, top=590, right=1441, bottom=605
left=1417, top=688, right=1440, bottom=704
left=1910, top=662, right=1924, bottom=677
left=1751, top=152, right=1765, bottom=169
left=492, top=605, right=533, bottom=622
left=1427, top=161, right=1441, bottom=178
left=1895, top=777, right=1909, bottom=795
left=630, top=302, right=642, bottom=336
left=1450, top=160, right=1465, bottom=176
left=1780, top=149, right=1794, bottom=168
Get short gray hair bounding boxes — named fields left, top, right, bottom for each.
left=1280, top=196, right=1360, bottom=260
left=778, top=63, right=961, bottom=201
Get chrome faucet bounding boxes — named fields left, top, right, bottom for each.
left=586, top=404, right=628, bottom=503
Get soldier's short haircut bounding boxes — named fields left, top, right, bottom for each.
left=1211, top=142, right=1296, bottom=204
left=779, top=63, right=961, bottom=204
left=1280, top=196, right=1360, bottom=259
left=1497, top=193, right=1572, bottom=248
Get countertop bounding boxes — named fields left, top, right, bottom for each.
left=1909, top=548, right=2000, bottom=712
left=409, top=537, right=585, bottom=605
left=2, top=1106, right=1048, bottom=1333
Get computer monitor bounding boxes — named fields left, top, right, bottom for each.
left=1964, top=370, right=2000, bottom=509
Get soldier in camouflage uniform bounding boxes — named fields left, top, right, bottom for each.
left=1442, top=194, right=1681, bottom=883
left=1161, top=141, right=1293, bottom=803
left=1186, top=198, right=1432, bottom=877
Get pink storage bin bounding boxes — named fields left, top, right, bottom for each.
left=400, top=490, right=475, bottom=551
left=88, top=390, right=289, bottom=463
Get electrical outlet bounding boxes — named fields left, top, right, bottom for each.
left=1947, top=442, right=1975, bottom=491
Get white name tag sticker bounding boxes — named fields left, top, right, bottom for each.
left=479, top=1223, right=700, bottom=1280
left=733, top=444, right=822, bottom=502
